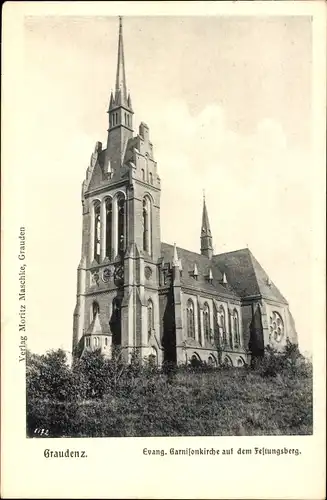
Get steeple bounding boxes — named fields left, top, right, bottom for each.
left=200, top=194, right=213, bottom=259
left=107, top=16, right=134, bottom=173
left=107, top=16, right=133, bottom=115
left=115, top=16, right=128, bottom=106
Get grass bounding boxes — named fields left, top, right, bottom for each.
left=27, top=367, right=313, bottom=437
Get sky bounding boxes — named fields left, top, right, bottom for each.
left=21, top=15, right=315, bottom=356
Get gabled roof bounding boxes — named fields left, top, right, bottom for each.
left=213, top=248, right=288, bottom=304
left=161, top=242, right=239, bottom=299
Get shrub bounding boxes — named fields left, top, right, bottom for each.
left=26, top=343, right=313, bottom=437
left=257, top=340, right=312, bottom=379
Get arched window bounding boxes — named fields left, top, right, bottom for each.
left=203, top=302, right=210, bottom=342
left=208, top=354, right=217, bottom=367
left=92, top=301, right=99, bottom=321
left=105, top=198, right=112, bottom=260
left=148, top=347, right=158, bottom=367
left=94, top=336, right=99, bottom=348
left=147, top=299, right=154, bottom=338
left=190, top=353, right=201, bottom=367
left=85, top=336, right=91, bottom=347
left=218, top=305, right=227, bottom=345
left=117, top=193, right=125, bottom=253
left=186, top=299, right=195, bottom=339
left=143, top=196, right=152, bottom=255
left=233, top=310, right=240, bottom=346
left=149, top=172, right=153, bottom=185
left=93, top=201, right=101, bottom=262
left=141, top=169, right=145, bottom=181
left=105, top=337, right=108, bottom=346
left=223, top=356, right=233, bottom=367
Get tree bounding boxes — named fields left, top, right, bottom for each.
left=26, top=348, right=73, bottom=401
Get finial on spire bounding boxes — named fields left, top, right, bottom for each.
left=203, top=189, right=205, bottom=201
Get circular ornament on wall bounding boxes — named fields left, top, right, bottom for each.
left=269, top=311, right=284, bottom=343
left=144, top=266, right=152, bottom=280
left=102, top=267, right=113, bottom=283
left=91, top=270, right=99, bottom=286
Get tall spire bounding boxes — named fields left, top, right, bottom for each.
left=107, top=16, right=134, bottom=169
left=200, top=195, right=213, bottom=259
left=201, top=194, right=211, bottom=237
left=115, top=16, right=127, bottom=105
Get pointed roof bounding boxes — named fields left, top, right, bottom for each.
left=201, top=196, right=211, bottom=236
left=115, top=16, right=128, bottom=105
left=86, top=311, right=109, bottom=335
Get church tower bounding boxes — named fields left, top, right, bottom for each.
left=72, top=17, right=162, bottom=364
left=200, top=195, right=213, bottom=259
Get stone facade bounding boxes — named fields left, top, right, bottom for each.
left=72, top=18, right=298, bottom=367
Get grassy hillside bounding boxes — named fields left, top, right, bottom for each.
left=26, top=347, right=312, bottom=437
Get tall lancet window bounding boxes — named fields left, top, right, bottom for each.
left=93, top=201, right=101, bottom=262
left=219, top=306, right=227, bottom=345
left=233, top=310, right=240, bottom=346
left=105, top=198, right=113, bottom=260
left=147, top=299, right=154, bottom=339
left=203, top=303, right=210, bottom=342
left=92, top=301, right=100, bottom=322
left=142, top=196, right=152, bottom=255
left=117, top=193, right=125, bottom=253
left=186, top=299, right=195, bottom=339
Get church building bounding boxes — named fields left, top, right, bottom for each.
left=72, top=18, right=298, bottom=367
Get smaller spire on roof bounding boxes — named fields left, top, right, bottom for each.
left=109, top=91, right=115, bottom=110
left=172, top=242, right=180, bottom=267
left=222, top=272, right=228, bottom=284
left=193, top=263, right=198, bottom=279
left=127, top=92, right=133, bottom=111
left=208, top=268, right=213, bottom=283
left=201, top=196, right=211, bottom=236
left=201, top=193, right=213, bottom=259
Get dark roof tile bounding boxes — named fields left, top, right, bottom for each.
left=213, top=248, right=288, bottom=304
left=161, top=243, right=239, bottom=299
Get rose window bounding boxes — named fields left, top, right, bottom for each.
left=269, top=311, right=284, bottom=343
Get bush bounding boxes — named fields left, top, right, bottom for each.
left=257, top=340, right=312, bottom=379
left=26, top=344, right=313, bottom=437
